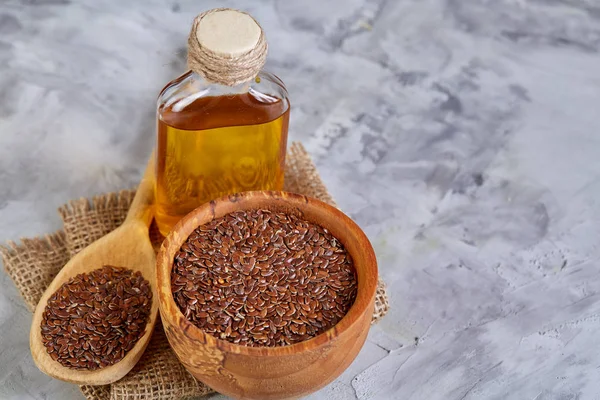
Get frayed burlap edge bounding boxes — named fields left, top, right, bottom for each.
left=79, top=385, right=111, bottom=400
left=1, top=142, right=389, bottom=400
left=285, top=143, right=337, bottom=207
left=58, top=190, right=136, bottom=257
left=0, top=232, right=68, bottom=312
left=372, top=279, right=389, bottom=324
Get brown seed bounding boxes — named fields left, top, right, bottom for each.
left=40, top=266, right=152, bottom=370
left=171, top=209, right=357, bottom=348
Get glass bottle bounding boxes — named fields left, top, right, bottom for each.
left=154, top=9, right=290, bottom=236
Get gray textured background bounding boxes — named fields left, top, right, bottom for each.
left=2, top=0, right=600, bottom=399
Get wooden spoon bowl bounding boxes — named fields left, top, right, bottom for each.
left=157, top=191, right=378, bottom=400
left=30, top=157, right=158, bottom=385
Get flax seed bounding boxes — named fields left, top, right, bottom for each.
left=41, top=266, right=152, bottom=370
left=172, top=209, right=357, bottom=347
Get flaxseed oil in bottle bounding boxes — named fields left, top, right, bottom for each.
left=155, top=8, right=290, bottom=235
left=155, top=84, right=289, bottom=236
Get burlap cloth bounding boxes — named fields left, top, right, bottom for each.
left=1, top=143, right=389, bottom=400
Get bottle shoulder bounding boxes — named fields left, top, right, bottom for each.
left=157, top=71, right=289, bottom=118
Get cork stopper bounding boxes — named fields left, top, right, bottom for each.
left=187, top=8, right=268, bottom=86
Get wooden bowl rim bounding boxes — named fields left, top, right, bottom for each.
left=156, top=191, right=378, bottom=356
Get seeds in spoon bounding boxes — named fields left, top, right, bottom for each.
left=40, top=265, right=152, bottom=370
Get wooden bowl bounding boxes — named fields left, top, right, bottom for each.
left=156, top=191, right=378, bottom=400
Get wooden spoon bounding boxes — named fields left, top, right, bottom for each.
left=30, top=155, right=158, bottom=385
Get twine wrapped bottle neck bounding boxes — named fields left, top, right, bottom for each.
left=187, top=8, right=268, bottom=87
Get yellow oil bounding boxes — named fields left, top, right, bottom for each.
left=155, top=92, right=289, bottom=236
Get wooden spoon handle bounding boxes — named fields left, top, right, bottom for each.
left=125, top=153, right=155, bottom=226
